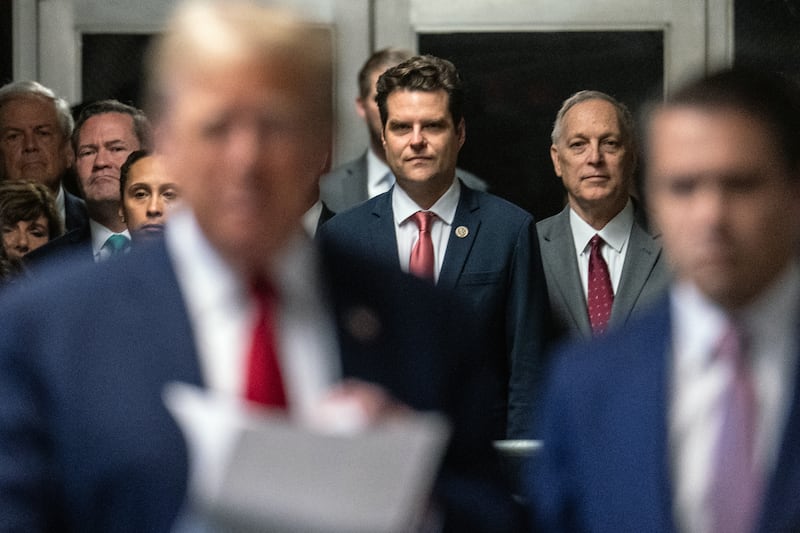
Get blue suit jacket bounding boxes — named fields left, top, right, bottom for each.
left=527, top=297, right=800, bottom=532
left=63, top=190, right=88, bottom=233
left=0, top=237, right=521, bottom=532
left=318, top=183, right=551, bottom=439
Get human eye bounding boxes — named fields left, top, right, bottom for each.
left=2, top=130, right=21, bottom=143
left=665, top=176, right=697, bottom=196
left=29, top=227, right=48, bottom=238
left=388, top=122, right=411, bottom=134
left=423, top=121, right=446, bottom=132
left=131, top=187, right=149, bottom=200
left=568, top=139, right=587, bottom=151
left=77, top=147, right=96, bottom=158
left=110, top=144, right=128, bottom=153
left=35, top=127, right=53, bottom=138
left=1, top=224, right=13, bottom=234
left=162, top=188, right=179, bottom=201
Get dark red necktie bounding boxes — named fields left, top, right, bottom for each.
left=409, top=211, right=436, bottom=281
left=587, top=234, right=614, bottom=335
left=245, top=281, right=287, bottom=409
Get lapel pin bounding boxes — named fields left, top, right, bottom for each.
left=455, top=226, right=469, bottom=238
left=344, top=305, right=381, bottom=343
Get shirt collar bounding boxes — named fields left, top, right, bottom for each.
left=671, top=258, right=800, bottom=367
left=392, top=177, right=460, bottom=226
left=366, top=148, right=393, bottom=190
left=570, top=198, right=634, bottom=255
left=90, top=218, right=130, bottom=257
left=56, top=185, right=66, bottom=225
left=165, top=208, right=320, bottom=312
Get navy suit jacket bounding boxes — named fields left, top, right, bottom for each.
left=63, top=190, right=88, bottom=233
left=319, top=151, right=489, bottom=213
left=537, top=204, right=669, bottom=339
left=527, top=297, right=800, bottom=532
left=24, top=219, right=94, bottom=272
left=319, top=183, right=551, bottom=439
left=0, top=237, right=521, bottom=532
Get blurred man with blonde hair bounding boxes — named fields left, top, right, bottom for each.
left=0, top=1, right=519, bottom=531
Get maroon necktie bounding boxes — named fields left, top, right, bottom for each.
left=709, top=321, right=761, bottom=533
left=409, top=211, right=436, bottom=281
left=244, top=281, right=287, bottom=409
left=587, top=234, right=614, bottom=335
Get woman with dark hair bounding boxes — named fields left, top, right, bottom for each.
left=0, top=180, right=63, bottom=284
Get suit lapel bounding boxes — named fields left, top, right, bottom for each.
left=541, top=207, right=592, bottom=335
left=758, top=319, right=800, bottom=531
left=369, top=190, right=401, bottom=267
left=437, top=186, right=481, bottom=290
left=610, top=217, right=662, bottom=326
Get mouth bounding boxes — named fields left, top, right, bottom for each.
left=582, top=174, right=609, bottom=181
left=137, top=224, right=164, bottom=234
left=90, top=174, right=119, bottom=185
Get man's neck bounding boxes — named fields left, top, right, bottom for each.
left=570, top=197, right=627, bottom=231
left=87, top=201, right=126, bottom=233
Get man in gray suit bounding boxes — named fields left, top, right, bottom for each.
left=537, top=90, right=668, bottom=338
left=319, top=47, right=486, bottom=213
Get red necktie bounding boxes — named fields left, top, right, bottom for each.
left=587, top=234, right=614, bottom=335
left=709, top=321, right=761, bottom=533
left=244, top=281, right=287, bottom=409
left=409, top=211, right=436, bottom=281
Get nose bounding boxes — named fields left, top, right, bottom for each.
left=12, top=229, right=29, bottom=251
left=409, top=125, right=426, bottom=150
left=93, top=148, right=111, bottom=169
left=22, top=131, right=38, bottom=152
left=146, top=195, right=163, bottom=219
left=587, top=141, right=603, bottom=164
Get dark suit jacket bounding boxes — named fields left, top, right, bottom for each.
left=318, top=184, right=551, bottom=439
left=23, top=220, right=94, bottom=273
left=0, top=237, right=521, bottom=532
left=527, top=297, right=800, bottom=532
left=537, top=204, right=669, bottom=339
left=63, top=190, right=88, bottom=233
left=319, top=151, right=489, bottom=213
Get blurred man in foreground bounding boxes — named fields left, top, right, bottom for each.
left=0, top=1, right=519, bottom=531
left=529, top=68, right=800, bottom=532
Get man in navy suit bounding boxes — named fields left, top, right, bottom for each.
left=24, top=100, right=150, bottom=267
left=0, top=2, right=520, bottom=531
left=319, top=55, right=551, bottom=439
left=319, top=47, right=487, bottom=214
left=528, top=68, right=800, bottom=531
left=0, top=80, right=88, bottom=233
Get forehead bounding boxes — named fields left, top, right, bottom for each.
left=0, top=95, right=59, bottom=125
left=127, top=157, right=165, bottom=182
left=385, top=89, right=451, bottom=118
left=647, top=107, right=782, bottom=177
left=562, top=99, right=621, bottom=134
left=79, top=112, right=136, bottom=142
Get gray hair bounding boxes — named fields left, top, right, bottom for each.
left=551, top=90, right=635, bottom=150
left=0, top=81, right=74, bottom=140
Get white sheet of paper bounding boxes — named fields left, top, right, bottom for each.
left=164, top=382, right=451, bottom=533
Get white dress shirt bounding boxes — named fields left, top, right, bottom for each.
left=55, top=185, right=67, bottom=228
left=669, top=261, right=800, bottom=533
left=165, top=209, right=341, bottom=425
left=570, top=199, right=634, bottom=297
left=366, top=148, right=394, bottom=199
left=392, top=178, right=460, bottom=284
left=89, top=219, right=130, bottom=262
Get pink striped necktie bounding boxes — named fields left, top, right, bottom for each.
left=409, top=211, right=436, bottom=281
left=709, top=320, right=761, bottom=533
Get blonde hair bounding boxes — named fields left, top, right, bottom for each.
left=145, top=0, right=333, bottom=132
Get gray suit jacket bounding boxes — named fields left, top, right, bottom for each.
left=320, top=151, right=489, bottom=213
left=537, top=203, right=669, bottom=339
